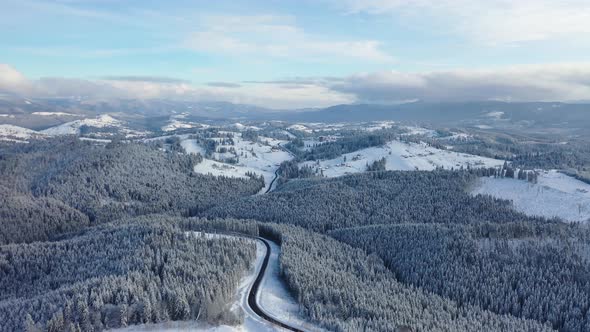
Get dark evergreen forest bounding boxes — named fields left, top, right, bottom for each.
left=1, top=134, right=587, bottom=332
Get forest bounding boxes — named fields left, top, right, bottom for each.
left=1, top=132, right=588, bottom=332
left=331, top=222, right=590, bottom=332
left=205, top=170, right=550, bottom=231
left=0, top=216, right=255, bottom=332
left=180, top=218, right=552, bottom=332
left=0, top=138, right=263, bottom=243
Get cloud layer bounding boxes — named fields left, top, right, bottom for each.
left=2, top=63, right=590, bottom=108
left=326, top=64, right=590, bottom=103
left=0, top=64, right=352, bottom=109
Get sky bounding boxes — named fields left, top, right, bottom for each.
left=1, top=0, right=590, bottom=109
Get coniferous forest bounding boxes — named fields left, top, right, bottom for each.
left=1, top=132, right=589, bottom=332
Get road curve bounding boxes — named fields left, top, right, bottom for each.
left=265, top=168, right=280, bottom=194
left=247, top=236, right=304, bottom=332
left=265, top=142, right=295, bottom=194
left=221, top=232, right=305, bottom=331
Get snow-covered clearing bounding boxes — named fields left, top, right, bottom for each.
left=472, top=170, right=590, bottom=222
left=232, top=123, right=261, bottom=131
left=401, top=126, right=437, bottom=137
left=0, top=114, right=15, bottom=118
left=301, top=140, right=504, bottom=177
left=180, top=139, right=205, bottom=155
left=438, top=132, right=472, bottom=142
left=287, top=124, right=311, bottom=133
left=191, top=133, right=292, bottom=192
left=162, top=119, right=198, bottom=132
left=365, top=121, right=396, bottom=132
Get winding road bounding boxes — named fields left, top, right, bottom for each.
left=245, top=235, right=305, bottom=332
left=265, top=168, right=280, bottom=194
left=265, top=142, right=295, bottom=194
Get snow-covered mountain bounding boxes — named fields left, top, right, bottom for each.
left=41, top=114, right=122, bottom=135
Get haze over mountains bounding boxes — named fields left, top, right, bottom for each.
left=2, top=95, right=589, bottom=132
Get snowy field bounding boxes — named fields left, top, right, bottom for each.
left=472, top=170, right=590, bottom=222
left=300, top=140, right=504, bottom=177
left=180, top=139, right=206, bottom=155
left=190, top=133, right=292, bottom=192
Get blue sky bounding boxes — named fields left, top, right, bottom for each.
left=2, top=0, right=590, bottom=108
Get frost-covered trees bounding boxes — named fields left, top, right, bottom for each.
left=331, top=222, right=590, bottom=332
left=0, top=216, right=255, bottom=332
left=257, top=223, right=552, bottom=332
left=366, top=157, right=386, bottom=171
left=205, top=170, right=547, bottom=231
left=0, top=137, right=263, bottom=242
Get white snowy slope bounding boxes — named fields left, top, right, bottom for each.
left=191, top=133, right=292, bottom=192
left=287, top=124, right=312, bottom=133
left=472, top=170, right=590, bottom=222
left=41, top=114, right=122, bottom=135
left=300, top=140, right=504, bottom=177
left=0, top=124, right=46, bottom=142
left=32, top=111, right=77, bottom=116
left=180, top=139, right=206, bottom=155
left=162, top=119, right=197, bottom=132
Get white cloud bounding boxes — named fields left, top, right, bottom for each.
left=4, top=63, right=590, bottom=108
left=0, top=64, right=32, bottom=94
left=326, top=63, right=590, bottom=103
left=338, top=0, right=590, bottom=45
left=0, top=64, right=352, bottom=109
left=184, top=14, right=394, bottom=63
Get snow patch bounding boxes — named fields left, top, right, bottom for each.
left=32, top=112, right=76, bottom=116
left=191, top=133, right=292, bottom=192
left=485, top=111, right=504, bottom=119
left=287, top=124, right=311, bottom=133
left=401, top=126, right=437, bottom=137
left=162, top=119, right=196, bottom=132
left=471, top=170, right=590, bottom=222
left=180, top=139, right=205, bottom=155
left=301, top=140, right=503, bottom=177
left=41, top=114, right=122, bottom=135
left=0, top=124, right=45, bottom=142
left=474, top=124, right=493, bottom=129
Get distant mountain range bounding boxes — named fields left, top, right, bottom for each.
left=1, top=96, right=589, bottom=130
left=276, top=101, right=590, bottom=128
